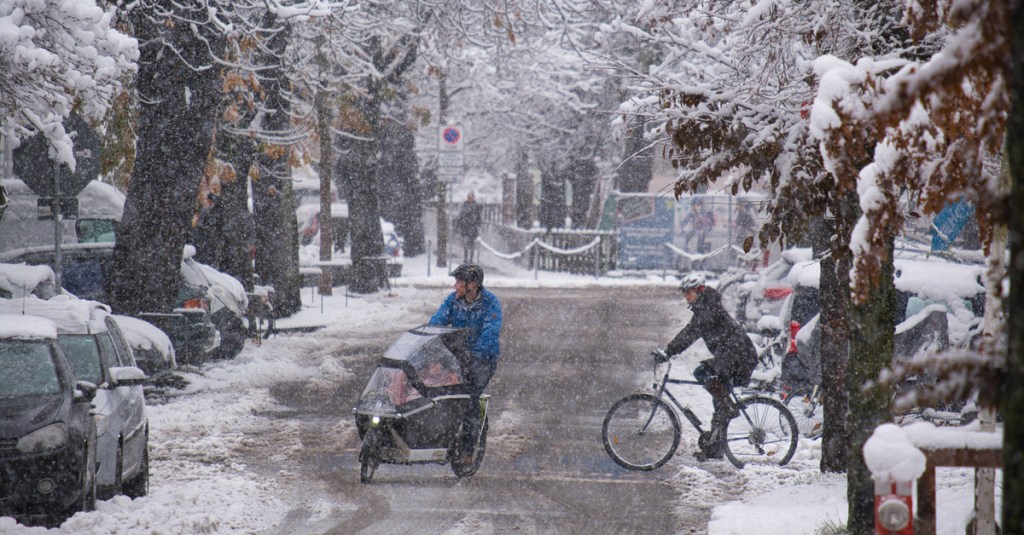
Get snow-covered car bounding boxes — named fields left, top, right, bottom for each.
left=0, top=243, right=220, bottom=365
left=0, top=314, right=98, bottom=526
left=111, top=313, right=177, bottom=375
left=181, top=245, right=248, bottom=360
left=297, top=207, right=405, bottom=281
left=0, top=297, right=150, bottom=500
left=0, top=177, right=122, bottom=253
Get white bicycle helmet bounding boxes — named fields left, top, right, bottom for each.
left=679, top=272, right=706, bottom=292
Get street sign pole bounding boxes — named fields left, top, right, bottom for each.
left=437, top=124, right=466, bottom=269
left=52, top=159, right=63, bottom=291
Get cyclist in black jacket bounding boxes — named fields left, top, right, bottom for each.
left=654, top=272, right=758, bottom=460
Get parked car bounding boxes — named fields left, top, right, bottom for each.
left=0, top=297, right=151, bottom=500
left=181, top=245, right=248, bottom=360
left=0, top=314, right=98, bottom=526
left=0, top=177, right=122, bottom=253
left=296, top=198, right=405, bottom=280
left=0, top=243, right=221, bottom=365
left=111, top=313, right=177, bottom=375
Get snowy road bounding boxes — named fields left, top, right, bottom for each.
left=256, top=287, right=729, bottom=534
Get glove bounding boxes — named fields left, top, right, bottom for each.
left=651, top=348, right=670, bottom=364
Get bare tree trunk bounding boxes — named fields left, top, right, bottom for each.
left=252, top=20, right=301, bottom=316
left=539, top=161, right=566, bottom=231
left=1002, top=4, right=1024, bottom=528
left=252, top=156, right=301, bottom=316
left=348, top=36, right=418, bottom=292
left=617, top=117, right=653, bottom=193
left=819, top=190, right=858, bottom=472
left=208, top=134, right=256, bottom=290
left=379, top=115, right=424, bottom=256
left=973, top=216, right=1005, bottom=533
left=569, top=158, right=597, bottom=229
left=315, top=85, right=334, bottom=296
left=515, top=149, right=533, bottom=229
left=110, top=3, right=224, bottom=315
left=846, top=239, right=897, bottom=534
left=435, top=73, right=450, bottom=269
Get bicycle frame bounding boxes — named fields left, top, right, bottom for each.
left=647, top=362, right=745, bottom=436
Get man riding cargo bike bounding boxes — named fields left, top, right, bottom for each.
left=352, top=264, right=502, bottom=483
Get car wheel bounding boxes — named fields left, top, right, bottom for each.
left=99, top=444, right=123, bottom=500
left=213, top=313, right=246, bottom=360
left=62, top=427, right=97, bottom=524
left=123, top=441, right=149, bottom=498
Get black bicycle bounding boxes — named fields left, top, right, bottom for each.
left=602, top=358, right=799, bottom=470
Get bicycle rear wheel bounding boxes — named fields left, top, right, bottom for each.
left=602, top=393, right=681, bottom=471
left=724, top=395, right=799, bottom=468
left=784, top=387, right=823, bottom=439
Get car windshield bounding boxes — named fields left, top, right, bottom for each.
left=57, top=334, right=104, bottom=385
left=0, top=340, right=61, bottom=398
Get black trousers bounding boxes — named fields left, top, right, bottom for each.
left=460, top=358, right=497, bottom=455
left=461, top=234, right=478, bottom=263
left=694, top=361, right=735, bottom=430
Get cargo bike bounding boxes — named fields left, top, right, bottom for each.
left=352, top=325, right=490, bottom=483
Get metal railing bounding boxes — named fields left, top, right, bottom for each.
left=488, top=225, right=617, bottom=276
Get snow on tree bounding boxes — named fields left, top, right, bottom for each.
left=410, top=1, right=619, bottom=232
left=615, top=0, right=1014, bottom=530
left=0, top=0, right=136, bottom=167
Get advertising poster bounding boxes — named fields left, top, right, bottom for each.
left=615, top=193, right=675, bottom=270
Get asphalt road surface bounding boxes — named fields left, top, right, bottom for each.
left=259, top=286, right=738, bottom=535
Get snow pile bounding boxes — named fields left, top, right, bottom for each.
left=864, top=423, right=927, bottom=484
left=0, top=263, right=55, bottom=296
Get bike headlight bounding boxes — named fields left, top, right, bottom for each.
left=17, top=423, right=68, bottom=453
left=877, top=498, right=910, bottom=531
left=371, top=416, right=381, bottom=426
left=94, top=414, right=109, bottom=437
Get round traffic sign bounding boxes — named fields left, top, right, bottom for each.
left=12, top=113, right=100, bottom=197
left=442, top=126, right=461, bottom=145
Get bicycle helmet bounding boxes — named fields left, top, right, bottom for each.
left=679, top=272, right=706, bottom=292
left=452, top=263, right=484, bottom=286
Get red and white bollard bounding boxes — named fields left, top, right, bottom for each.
left=875, top=477, right=914, bottom=535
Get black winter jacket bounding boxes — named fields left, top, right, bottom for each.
left=665, top=287, right=757, bottom=384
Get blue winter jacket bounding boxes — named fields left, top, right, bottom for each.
left=428, top=288, right=502, bottom=362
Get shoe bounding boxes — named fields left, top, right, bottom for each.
left=695, top=448, right=724, bottom=462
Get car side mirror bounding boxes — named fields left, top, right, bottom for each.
left=109, top=366, right=148, bottom=386
left=75, top=381, right=98, bottom=402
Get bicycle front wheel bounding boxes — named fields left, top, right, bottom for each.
left=725, top=396, right=799, bottom=468
left=602, top=393, right=681, bottom=471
